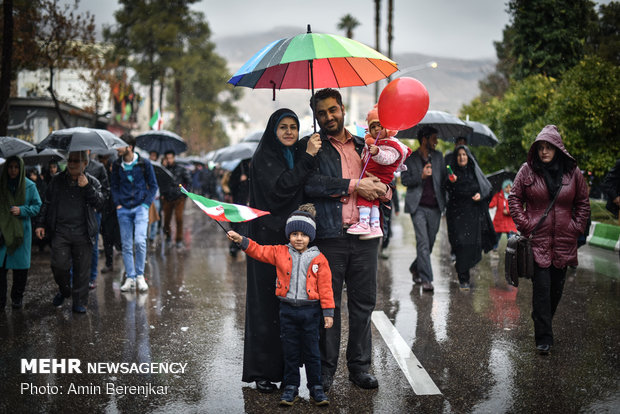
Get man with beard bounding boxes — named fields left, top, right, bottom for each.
left=35, top=151, right=104, bottom=313
left=301, top=88, right=390, bottom=392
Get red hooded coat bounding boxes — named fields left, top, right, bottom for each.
left=508, top=125, right=590, bottom=269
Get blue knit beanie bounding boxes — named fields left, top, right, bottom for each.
left=285, top=210, right=316, bottom=242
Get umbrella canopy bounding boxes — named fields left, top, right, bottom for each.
left=228, top=27, right=397, bottom=90
left=135, top=130, right=187, bottom=155
left=396, top=110, right=473, bottom=141
left=486, top=169, right=516, bottom=195
left=150, top=161, right=175, bottom=191
left=38, top=127, right=126, bottom=152
left=228, top=25, right=398, bottom=131
left=212, top=142, right=258, bottom=164
left=465, top=120, right=499, bottom=147
left=0, top=136, right=36, bottom=157
left=21, top=148, right=66, bottom=166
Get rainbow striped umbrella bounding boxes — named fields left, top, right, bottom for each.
left=228, top=25, right=398, bottom=129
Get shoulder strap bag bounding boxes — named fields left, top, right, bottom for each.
left=505, top=185, right=562, bottom=286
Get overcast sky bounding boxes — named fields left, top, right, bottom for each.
left=66, top=0, right=613, bottom=59
left=66, top=0, right=513, bottom=59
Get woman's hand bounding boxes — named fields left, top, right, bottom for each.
left=35, top=227, right=45, bottom=239
left=306, top=133, right=322, bottom=156
left=10, top=206, right=20, bottom=216
left=324, top=316, right=333, bottom=329
left=472, top=193, right=481, bottom=202
left=227, top=230, right=243, bottom=244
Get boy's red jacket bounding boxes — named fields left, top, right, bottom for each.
left=243, top=238, right=335, bottom=311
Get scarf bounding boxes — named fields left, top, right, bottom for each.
left=540, top=153, right=564, bottom=198
left=0, top=156, right=26, bottom=254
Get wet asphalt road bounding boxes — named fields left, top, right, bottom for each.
left=1, top=205, right=619, bottom=413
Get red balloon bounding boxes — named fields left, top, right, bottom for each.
left=378, top=77, right=429, bottom=130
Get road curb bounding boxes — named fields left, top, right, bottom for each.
left=587, top=221, right=620, bottom=252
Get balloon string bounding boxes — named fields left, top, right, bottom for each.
left=355, top=130, right=381, bottom=189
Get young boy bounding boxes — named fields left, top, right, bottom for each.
left=227, top=205, right=334, bottom=407
left=347, top=104, right=412, bottom=239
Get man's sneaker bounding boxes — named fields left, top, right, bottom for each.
left=52, top=293, right=65, bottom=307
left=120, top=277, right=135, bottom=292
left=279, top=385, right=299, bottom=406
left=309, top=385, right=329, bottom=406
left=88, top=280, right=97, bottom=290
left=347, top=221, right=371, bottom=235
left=459, top=282, right=470, bottom=291
left=359, top=225, right=383, bottom=240
left=136, top=275, right=149, bottom=292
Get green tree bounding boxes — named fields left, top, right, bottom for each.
left=478, top=0, right=598, bottom=99
left=585, top=2, right=620, bottom=65
left=547, top=56, right=620, bottom=177
left=337, top=14, right=360, bottom=39
left=508, top=0, right=597, bottom=80
left=463, top=75, right=556, bottom=173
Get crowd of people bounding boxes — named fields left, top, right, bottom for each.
left=1, top=87, right=617, bottom=407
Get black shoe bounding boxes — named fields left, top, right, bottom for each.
left=101, top=266, right=114, bottom=274
left=321, top=373, right=333, bottom=392
left=349, top=371, right=378, bottom=389
left=72, top=305, right=87, bottom=314
left=52, top=293, right=65, bottom=307
left=536, top=344, right=551, bottom=355
left=12, top=299, right=23, bottom=309
left=422, top=282, right=434, bottom=292
left=279, top=385, right=299, bottom=406
left=255, top=380, right=277, bottom=393
left=309, top=385, right=329, bottom=406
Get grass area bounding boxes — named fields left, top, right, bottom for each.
left=591, top=199, right=619, bottom=226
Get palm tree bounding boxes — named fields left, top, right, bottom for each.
left=337, top=14, right=360, bottom=39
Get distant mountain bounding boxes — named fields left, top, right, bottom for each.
left=214, top=26, right=495, bottom=141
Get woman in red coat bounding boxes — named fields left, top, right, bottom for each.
left=489, top=180, right=518, bottom=251
left=508, top=125, right=590, bottom=355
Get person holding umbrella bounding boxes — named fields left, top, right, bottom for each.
left=243, top=108, right=321, bottom=393
left=35, top=151, right=104, bottom=313
left=302, top=89, right=391, bottom=391
left=0, top=156, right=41, bottom=309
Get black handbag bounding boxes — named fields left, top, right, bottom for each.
left=505, top=187, right=562, bottom=287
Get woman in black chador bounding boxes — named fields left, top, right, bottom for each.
left=445, top=145, right=494, bottom=290
left=243, top=108, right=322, bottom=392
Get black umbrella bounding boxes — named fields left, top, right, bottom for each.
left=486, top=169, right=516, bottom=195
left=0, top=136, right=36, bottom=157
left=135, top=130, right=187, bottom=155
left=151, top=161, right=175, bottom=191
left=21, top=148, right=66, bottom=166
left=38, top=127, right=127, bottom=152
left=212, top=142, right=258, bottom=163
left=465, top=120, right=499, bottom=147
left=396, top=110, right=473, bottom=141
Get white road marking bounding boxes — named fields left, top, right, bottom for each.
left=372, top=310, right=442, bottom=395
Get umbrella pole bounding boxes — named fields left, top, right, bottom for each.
left=310, top=59, right=317, bottom=133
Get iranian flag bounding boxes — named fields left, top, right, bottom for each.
left=180, top=187, right=269, bottom=222
left=149, top=109, right=163, bottom=130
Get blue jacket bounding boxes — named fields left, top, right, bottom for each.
left=111, top=154, right=158, bottom=209
left=302, top=131, right=366, bottom=239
